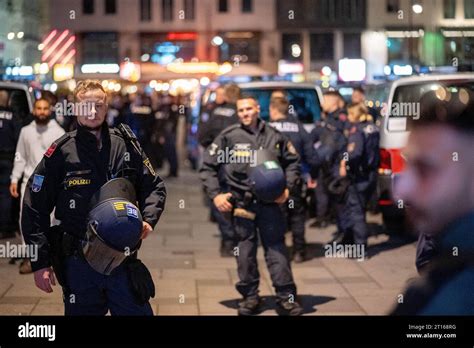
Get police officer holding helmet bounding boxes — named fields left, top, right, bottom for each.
left=22, top=80, right=167, bottom=316
left=200, top=95, right=304, bottom=316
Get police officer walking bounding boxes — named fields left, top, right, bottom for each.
left=337, top=103, right=379, bottom=252
left=200, top=95, right=304, bottom=316
left=268, top=96, right=313, bottom=263
left=21, top=80, right=167, bottom=316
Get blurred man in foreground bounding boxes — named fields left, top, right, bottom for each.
left=391, top=89, right=474, bottom=315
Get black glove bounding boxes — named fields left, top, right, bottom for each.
left=126, top=258, right=155, bottom=305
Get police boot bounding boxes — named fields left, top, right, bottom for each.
left=276, top=297, right=304, bottom=316
left=238, top=296, right=261, bottom=316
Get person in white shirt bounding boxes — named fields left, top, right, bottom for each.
left=9, top=98, right=65, bottom=274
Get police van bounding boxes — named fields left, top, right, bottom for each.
left=371, top=74, right=474, bottom=232
left=200, top=81, right=323, bottom=132
left=238, top=81, right=323, bottom=132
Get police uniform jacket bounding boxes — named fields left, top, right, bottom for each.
left=21, top=123, right=167, bottom=271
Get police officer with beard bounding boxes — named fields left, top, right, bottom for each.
left=200, top=95, right=304, bottom=316
left=268, top=96, right=314, bottom=263
left=337, top=103, right=379, bottom=253
left=21, top=80, right=167, bottom=315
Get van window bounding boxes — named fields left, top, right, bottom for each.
left=240, top=88, right=321, bottom=124
left=388, top=80, right=474, bottom=131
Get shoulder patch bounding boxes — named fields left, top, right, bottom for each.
left=44, top=142, right=57, bottom=158
left=44, top=133, right=71, bottom=158
left=32, top=174, right=45, bottom=193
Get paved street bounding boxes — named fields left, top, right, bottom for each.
left=0, top=169, right=418, bottom=316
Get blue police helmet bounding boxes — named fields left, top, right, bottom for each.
left=247, top=149, right=286, bottom=203
left=87, top=178, right=143, bottom=252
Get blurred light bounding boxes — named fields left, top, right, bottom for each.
left=17, top=32, right=24, bottom=39
left=50, top=83, right=58, bottom=93
left=218, top=62, right=233, bottom=75
left=155, top=83, right=163, bottom=92
left=393, top=64, right=413, bottom=76
left=53, top=64, right=73, bottom=81
left=321, top=66, right=332, bottom=76
left=291, top=44, right=301, bottom=58
left=339, top=59, right=366, bottom=82
left=278, top=60, right=304, bottom=76
left=102, top=80, right=109, bottom=88
left=200, top=77, right=210, bottom=86
left=125, top=85, right=138, bottom=94
left=38, top=43, right=45, bottom=51
left=162, top=83, right=170, bottom=91
left=7, top=32, right=14, bottom=40
left=212, top=36, right=224, bottom=46
left=141, top=54, right=150, bottom=62
left=149, top=80, right=157, bottom=88
left=368, top=101, right=374, bottom=108
left=459, top=88, right=470, bottom=104
left=81, top=64, right=120, bottom=74
left=322, top=81, right=330, bottom=88
left=120, top=62, right=141, bottom=82
left=375, top=101, right=380, bottom=107
left=384, top=65, right=392, bottom=75
left=412, top=4, right=423, bottom=14
left=114, top=83, right=121, bottom=92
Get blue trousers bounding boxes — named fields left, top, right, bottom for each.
left=63, top=255, right=153, bottom=316
left=234, top=202, right=297, bottom=300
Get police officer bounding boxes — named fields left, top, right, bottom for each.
left=391, top=89, right=474, bottom=315
left=200, top=95, right=304, bottom=316
left=351, top=86, right=379, bottom=123
left=337, top=103, right=379, bottom=251
left=310, top=91, right=348, bottom=228
left=21, top=80, right=167, bottom=316
left=268, top=96, right=313, bottom=263
left=198, top=84, right=240, bottom=257
left=0, top=90, right=23, bottom=237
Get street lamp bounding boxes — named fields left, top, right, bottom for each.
left=412, top=3, right=423, bottom=14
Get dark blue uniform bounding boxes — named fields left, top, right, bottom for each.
left=200, top=119, right=300, bottom=301
left=310, top=110, right=348, bottom=225
left=198, top=102, right=239, bottom=253
left=22, top=123, right=167, bottom=315
left=339, top=119, right=379, bottom=246
left=0, top=107, right=22, bottom=235
left=269, top=116, right=313, bottom=254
